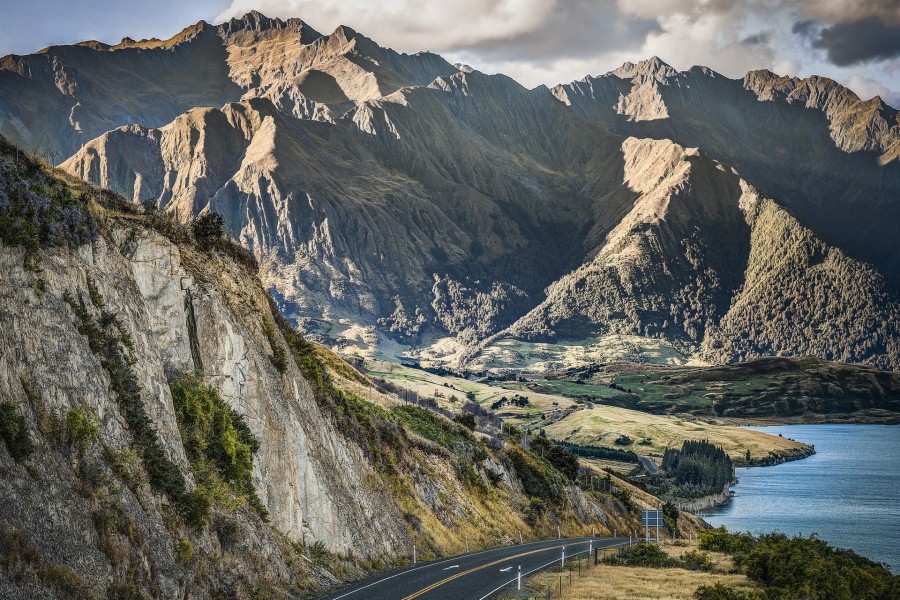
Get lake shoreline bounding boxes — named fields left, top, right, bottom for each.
left=702, top=424, right=900, bottom=573
left=744, top=443, right=816, bottom=467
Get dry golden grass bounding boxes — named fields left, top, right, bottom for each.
left=366, top=361, right=580, bottom=417
left=513, top=542, right=757, bottom=600
left=582, top=457, right=635, bottom=475
left=546, top=407, right=809, bottom=461
left=521, top=564, right=756, bottom=600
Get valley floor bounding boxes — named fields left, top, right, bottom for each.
left=362, top=361, right=814, bottom=466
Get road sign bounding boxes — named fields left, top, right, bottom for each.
left=641, top=510, right=663, bottom=527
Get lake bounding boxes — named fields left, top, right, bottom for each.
left=703, top=424, right=900, bottom=573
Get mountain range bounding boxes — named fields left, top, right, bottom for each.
left=1, top=11, right=898, bottom=371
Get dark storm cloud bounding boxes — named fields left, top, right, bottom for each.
left=792, top=19, right=817, bottom=37
left=813, top=18, right=900, bottom=66
left=742, top=33, right=770, bottom=45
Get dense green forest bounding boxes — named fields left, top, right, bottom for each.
left=637, top=440, right=735, bottom=500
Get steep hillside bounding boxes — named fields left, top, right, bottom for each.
left=488, top=138, right=900, bottom=370
left=3, top=13, right=898, bottom=372
left=0, top=141, right=626, bottom=598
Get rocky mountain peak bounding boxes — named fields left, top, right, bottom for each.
left=613, top=56, right=677, bottom=81
left=218, top=11, right=322, bottom=44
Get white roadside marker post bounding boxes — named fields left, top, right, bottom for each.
left=557, top=525, right=561, bottom=540
left=519, top=531, right=523, bottom=545
left=561, top=546, right=565, bottom=569
left=413, top=544, right=416, bottom=565
left=465, top=535, right=469, bottom=553
left=517, top=565, right=522, bottom=590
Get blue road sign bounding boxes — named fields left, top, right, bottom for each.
left=641, top=510, right=664, bottom=527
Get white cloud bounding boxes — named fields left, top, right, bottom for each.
left=844, top=74, right=900, bottom=105
left=772, top=58, right=801, bottom=76
left=217, top=0, right=560, bottom=53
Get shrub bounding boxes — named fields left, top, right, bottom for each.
left=663, top=500, right=679, bottom=533
left=614, top=434, right=633, bottom=446
left=0, top=401, right=33, bottom=462
left=604, top=542, right=677, bottom=567
left=192, top=212, right=224, bottom=248
left=394, top=405, right=471, bottom=450
left=176, top=540, right=193, bottom=565
left=169, top=374, right=267, bottom=521
left=741, top=533, right=899, bottom=600
left=681, top=549, right=714, bottom=571
left=694, top=583, right=757, bottom=600
left=455, top=413, right=477, bottom=431
left=182, top=488, right=212, bottom=532
left=525, top=498, right=546, bottom=526
left=0, top=156, right=97, bottom=253
left=263, top=324, right=287, bottom=373
left=66, top=408, right=99, bottom=456
left=614, top=487, right=637, bottom=512
left=309, top=540, right=330, bottom=566
left=506, top=447, right=562, bottom=503
left=699, top=526, right=756, bottom=554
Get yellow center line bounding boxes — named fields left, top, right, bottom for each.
left=400, top=542, right=573, bottom=600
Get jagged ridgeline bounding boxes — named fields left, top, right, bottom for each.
left=1, top=12, right=898, bottom=372
left=0, top=139, right=645, bottom=598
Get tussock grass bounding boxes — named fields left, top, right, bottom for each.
left=515, top=541, right=756, bottom=600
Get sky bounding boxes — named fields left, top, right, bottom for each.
left=1, top=0, right=898, bottom=106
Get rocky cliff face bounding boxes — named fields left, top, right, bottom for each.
left=3, top=13, right=899, bottom=372
left=0, top=146, right=614, bottom=597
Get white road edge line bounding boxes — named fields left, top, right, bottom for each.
left=325, top=538, right=605, bottom=599
left=443, top=565, right=459, bottom=570
left=476, top=540, right=631, bottom=600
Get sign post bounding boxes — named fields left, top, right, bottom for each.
left=641, top=510, right=664, bottom=544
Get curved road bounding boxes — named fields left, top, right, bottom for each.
left=318, top=537, right=630, bottom=600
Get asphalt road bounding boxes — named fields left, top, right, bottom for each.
left=638, top=455, right=659, bottom=475
left=318, top=537, right=631, bottom=600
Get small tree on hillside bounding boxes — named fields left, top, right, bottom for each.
left=193, top=212, right=225, bottom=249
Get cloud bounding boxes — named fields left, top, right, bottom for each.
left=801, top=0, right=900, bottom=26
left=792, top=19, right=817, bottom=37
left=812, top=18, right=900, bottom=65
left=217, top=0, right=565, bottom=53
left=844, top=73, right=900, bottom=106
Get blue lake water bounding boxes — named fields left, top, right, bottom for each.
left=703, top=424, right=900, bottom=573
